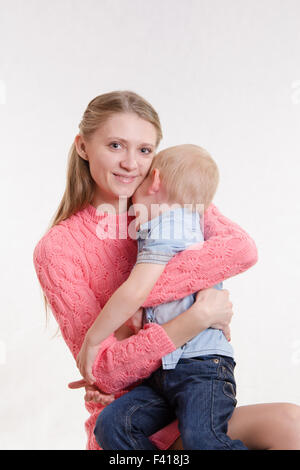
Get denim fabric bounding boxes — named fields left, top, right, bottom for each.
left=94, top=355, right=248, bottom=450
left=136, top=208, right=234, bottom=368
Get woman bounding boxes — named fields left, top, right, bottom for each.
left=33, top=90, right=300, bottom=450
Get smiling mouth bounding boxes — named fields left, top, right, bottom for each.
left=113, top=173, right=138, bottom=183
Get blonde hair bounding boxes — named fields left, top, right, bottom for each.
left=43, top=90, right=163, bottom=322
left=150, top=144, right=219, bottom=210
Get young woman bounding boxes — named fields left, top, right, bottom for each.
left=33, top=90, right=300, bottom=450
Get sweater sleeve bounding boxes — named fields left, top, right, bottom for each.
left=33, top=227, right=176, bottom=393
left=33, top=227, right=101, bottom=359
left=143, top=204, right=258, bottom=307
left=91, top=323, right=176, bottom=394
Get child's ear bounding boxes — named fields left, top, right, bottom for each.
left=148, top=168, right=161, bottom=194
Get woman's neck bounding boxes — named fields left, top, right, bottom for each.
left=91, top=195, right=130, bottom=214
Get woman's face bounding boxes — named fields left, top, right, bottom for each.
left=76, top=112, right=158, bottom=211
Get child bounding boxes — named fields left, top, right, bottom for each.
left=77, top=144, right=248, bottom=450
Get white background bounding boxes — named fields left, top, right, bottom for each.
left=1, top=0, right=300, bottom=450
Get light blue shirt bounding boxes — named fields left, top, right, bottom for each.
left=136, top=207, right=234, bottom=369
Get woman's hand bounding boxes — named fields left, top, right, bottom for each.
left=194, top=287, right=233, bottom=341
left=76, top=337, right=99, bottom=385
left=68, top=379, right=115, bottom=405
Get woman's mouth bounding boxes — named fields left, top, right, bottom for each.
left=113, top=173, right=137, bottom=184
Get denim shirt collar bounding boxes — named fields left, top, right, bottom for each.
left=137, top=207, right=199, bottom=241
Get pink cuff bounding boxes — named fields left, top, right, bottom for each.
left=91, top=334, right=117, bottom=378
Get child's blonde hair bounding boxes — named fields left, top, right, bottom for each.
left=150, top=144, right=219, bottom=210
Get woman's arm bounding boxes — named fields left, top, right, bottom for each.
left=144, top=204, right=258, bottom=307
left=33, top=223, right=232, bottom=395
left=33, top=229, right=177, bottom=392
left=76, top=263, right=166, bottom=383
left=85, top=263, right=166, bottom=347
left=91, top=287, right=233, bottom=394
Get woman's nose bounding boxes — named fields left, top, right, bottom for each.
left=120, top=150, right=138, bottom=171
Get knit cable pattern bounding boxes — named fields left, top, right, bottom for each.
left=33, top=203, right=257, bottom=449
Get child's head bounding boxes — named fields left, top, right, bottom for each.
left=133, top=144, right=219, bottom=211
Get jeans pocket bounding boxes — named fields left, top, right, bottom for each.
left=219, top=357, right=236, bottom=381
left=223, top=381, right=237, bottom=406
left=224, top=357, right=236, bottom=370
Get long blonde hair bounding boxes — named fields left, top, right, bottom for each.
left=48, top=90, right=163, bottom=229
left=44, top=90, right=163, bottom=321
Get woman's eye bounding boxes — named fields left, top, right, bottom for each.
left=140, top=147, right=152, bottom=155
left=110, top=142, right=122, bottom=149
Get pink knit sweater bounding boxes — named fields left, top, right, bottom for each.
left=33, top=203, right=257, bottom=450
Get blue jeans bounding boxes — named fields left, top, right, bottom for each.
left=94, top=355, right=248, bottom=450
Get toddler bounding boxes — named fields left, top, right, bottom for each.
left=77, top=144, right=248, bottom=450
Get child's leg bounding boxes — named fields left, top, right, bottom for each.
left=94, top=380, right=176, bottom=450
left=165, top=355, right=248, bottom=450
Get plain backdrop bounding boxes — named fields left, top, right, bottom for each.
left=1, top=0, right=300, bottom=450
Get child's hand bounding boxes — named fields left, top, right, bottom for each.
left=76, top=338, right=99, bottom=385
left=124, top=307, right=143, bottom=334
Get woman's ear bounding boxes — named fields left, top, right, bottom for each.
left=148, top=168, right=161, bottom=194
left=74, top=134, right=88, bottom=161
